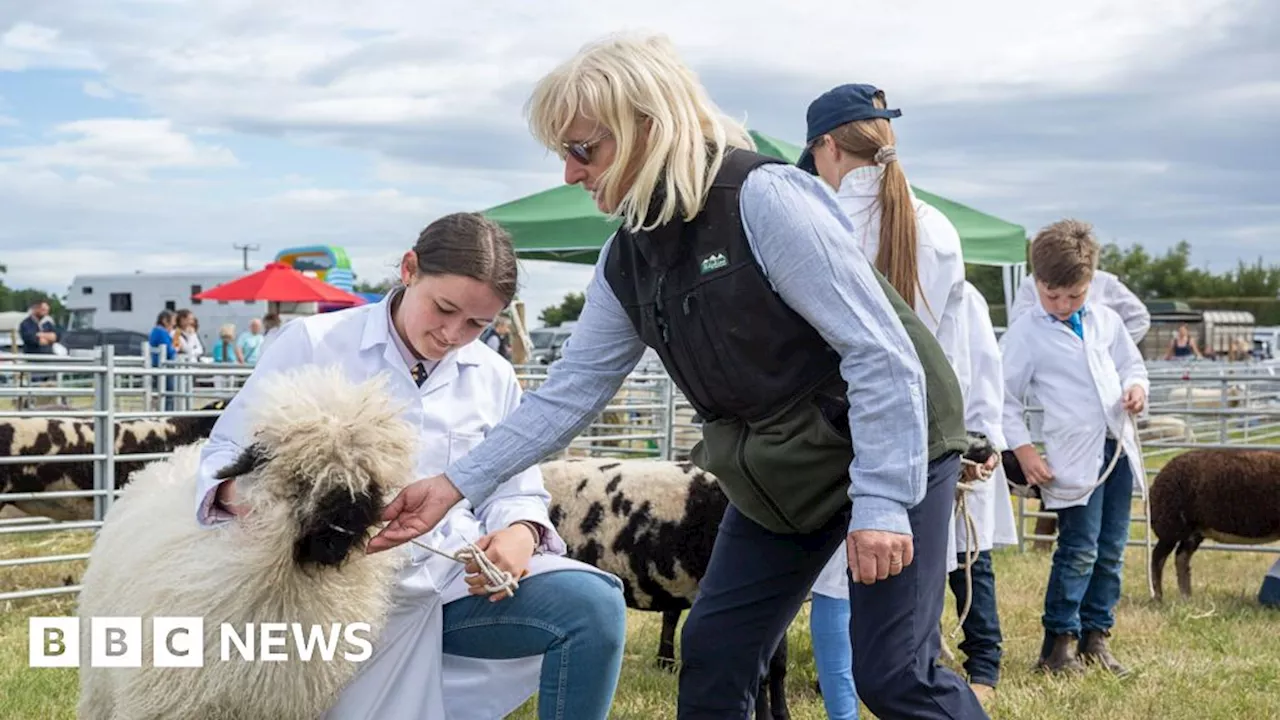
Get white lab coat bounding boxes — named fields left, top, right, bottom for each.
left=193, top=295, right=617, bottom=719
left=945, top=283, right=1019, bottom=555
left=1000, top=303, right=1149, bottom=510
left=811, top=166, right=968, bottom=598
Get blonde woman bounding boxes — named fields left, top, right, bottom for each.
left=372, top=33, right=983, bottom=719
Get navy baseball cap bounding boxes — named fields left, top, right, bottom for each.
left=796, top=83, right=901, bottom=174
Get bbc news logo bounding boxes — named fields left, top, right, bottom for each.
left=30, top=617, right=373, bottom=668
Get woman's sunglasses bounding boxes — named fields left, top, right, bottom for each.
left=561, top=133, right=609, bottom=165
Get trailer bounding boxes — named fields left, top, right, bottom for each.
left=64, top=271, right=268, bottom=353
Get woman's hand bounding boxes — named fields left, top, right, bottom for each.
left=464, top=524, right=539, bottom=602
left=1013, top=444, right=1054, bottom=486
left=367, top=474, right=464, bottom=553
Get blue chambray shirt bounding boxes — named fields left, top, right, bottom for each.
left=447, top=163, right=931, bottom=538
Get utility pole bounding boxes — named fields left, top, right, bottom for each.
left=233, top=243, right=260, bottom=271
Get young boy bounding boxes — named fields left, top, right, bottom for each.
left=1000, top=219, right=1148, bottom=676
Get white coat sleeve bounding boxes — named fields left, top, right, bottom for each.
left=999, top=323, right=1036, bottom=452
left=194, top=319, right=314, bottom=527
left=1107, top=311, right=1149, bottom=396
left=1099, top=274, right=1151, bottom=345
left=964, top=294, right=1007, bottom=449
left=1008, top=277, right=1038, bottom=328
left=470, top=367, right=568, bottom=556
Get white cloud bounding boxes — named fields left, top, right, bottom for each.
left=0, top=21, right=99, bottom=71
left=82, top=80, right=115, bottom=98
left=8, top=0, right=1245, bottom=137
left=0, top=114, right=17, bottom=126
left=266, top=187, right=443, bottom=216
left=0, top=118, right=238, bottom=182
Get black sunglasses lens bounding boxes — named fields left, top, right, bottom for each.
left=569, top=143, right=590, bottom=164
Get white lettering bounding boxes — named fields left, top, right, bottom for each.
left=220, top=623, right=254, bottom=662
left=28, top=617, right=79, bottom=668
left=343, top=623, right=373, bottom=662
left=259, top=623, right=288, bottom=661
left=291, top=623, right=342, bottom=662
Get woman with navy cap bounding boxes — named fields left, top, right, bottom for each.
left=800, top=84, right=1008, bottom=712
left=371, top=34, right=986, bottom=719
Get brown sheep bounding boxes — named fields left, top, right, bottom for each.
left=1149, top=449, right=1280, bottom=601
left=0, top=399, right=227, bottom=521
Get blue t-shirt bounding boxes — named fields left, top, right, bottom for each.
left=149, top=326, right=175, bottom=366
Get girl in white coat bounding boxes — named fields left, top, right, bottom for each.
left=801, top=83, right=988, bottom=716
left=944, top=282, right=1019, bottom=694
left=194, top=212, right=627, bottom=719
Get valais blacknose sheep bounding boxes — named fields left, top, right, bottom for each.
left=1149, top=449, right=1280, bottom=601
left=76, top=365, right=419, bottom=720
left=541, top=457, right=791, bottom=720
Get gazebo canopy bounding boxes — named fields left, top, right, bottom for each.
left=483, top=130, right=1028, bottom=267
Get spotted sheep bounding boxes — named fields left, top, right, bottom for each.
left=0, top=399, right=227, bottom=521
left=541, top=456, right=792, bottom=720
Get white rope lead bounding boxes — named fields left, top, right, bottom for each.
left=330, top=523, right=520, bottom=598
left=406, top=537, right=521, bottom=598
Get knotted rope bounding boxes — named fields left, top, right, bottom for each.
left=330, top=523, right=520, bottom=599
left=952, top=456, right=991, bottom=635
left=406, top=536, right=521, bottom=598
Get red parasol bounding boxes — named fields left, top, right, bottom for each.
left=194, top=262, right=365, bottom=305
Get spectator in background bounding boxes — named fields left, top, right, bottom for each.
left=262, top=313, right=282, bottom=344
left=484, top=316, right=513, bottom=361
left=1163, top=323, right=1202, bottom=360
left=150, top=310, right=177, bottom=410
left=19, top=300, right=61, bottom=356
left=237, top=318, right=265, bottom=365
left=18, top=299, right=62, bottom=407
left=211, top=324, right=244, bottom=364
left=174, top=309, right=204, bottom=362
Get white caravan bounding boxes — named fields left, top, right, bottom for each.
left=65, top=272, right=268, bottom=353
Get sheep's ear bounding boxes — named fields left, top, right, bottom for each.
left=214, top=443, right=268, bottom=480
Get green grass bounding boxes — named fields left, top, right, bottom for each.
left=2, top=524, right=1278, bottom=719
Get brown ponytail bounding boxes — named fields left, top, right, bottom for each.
left=825, top=93, right=925, bottom=318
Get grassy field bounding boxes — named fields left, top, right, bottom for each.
left=2, top=516, right=1277, bottom=720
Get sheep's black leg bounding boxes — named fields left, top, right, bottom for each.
left=1150, top=537, right=1179, bottom=602
left=1175, top=533, right=1204, bottom=599
left=657, top=609, right=681, bottom=671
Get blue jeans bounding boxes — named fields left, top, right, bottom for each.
left=442, top=569, right=626, bottom=719
left=948, top=550, right=1003, bottom=687
left=809, top=592, right=859, bottom=720
left=1260, top=558, right=1280, bottom=608
left=1043, top=438, right=1134, bottom=639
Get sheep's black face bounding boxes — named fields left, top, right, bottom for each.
left=294, top=486, right=383, bottom=568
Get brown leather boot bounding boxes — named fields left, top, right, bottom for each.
left=1037, top=632, right=1085, bottom=674
left=1079, top=630, right=1130, bottom=677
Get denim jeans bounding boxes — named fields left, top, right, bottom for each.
left=1260, top=558, right=1280, bottom=608
left=809, top=592, right=859, bottom=720
left=442, top=569, right=627, bottom=720
left=947, top=550, right=1003, bottom=687
left=1043, top=438, right=1134, bottom=639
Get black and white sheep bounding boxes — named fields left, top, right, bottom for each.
left=541, top=456, right=792, bottom=720
left=76, top=366, right=419, bottom=720
left=0, top=399, right=226, bottom=520
left=1149, top=448, right=1280, bottom=601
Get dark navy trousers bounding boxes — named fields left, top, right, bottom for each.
left=677, top=451, right=988, bottom=719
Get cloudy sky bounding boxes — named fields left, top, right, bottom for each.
left=1, top=0, right=1277, bottom=320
